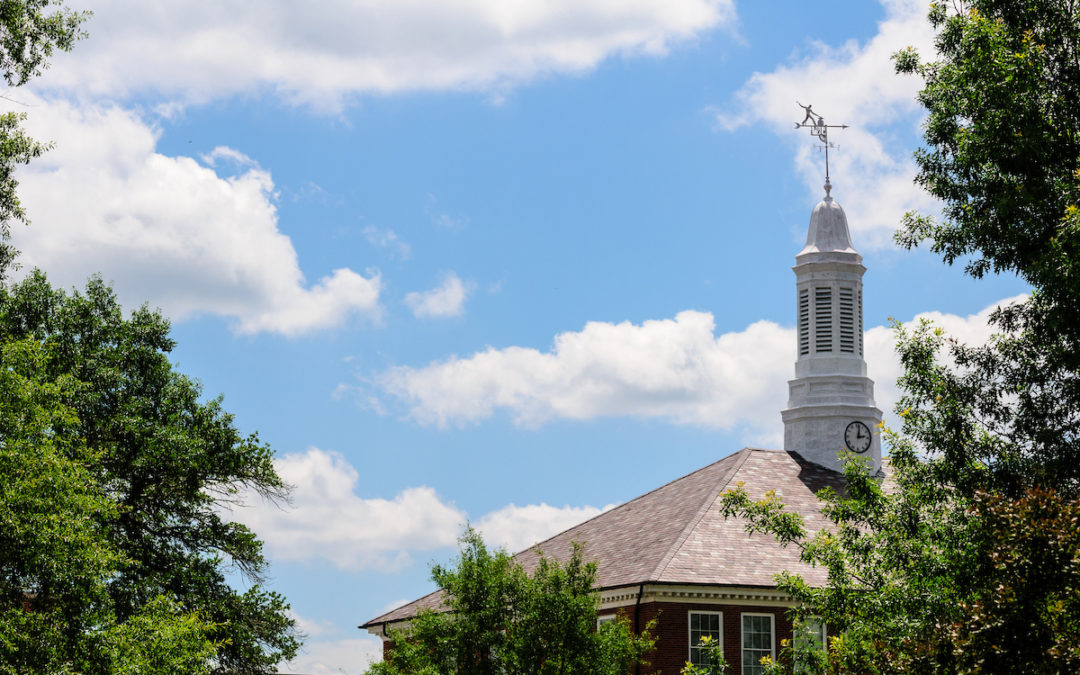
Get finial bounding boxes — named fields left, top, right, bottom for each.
left=824, top=177, right=832, bottom=200
left=795, top=102, right=849, bottom=186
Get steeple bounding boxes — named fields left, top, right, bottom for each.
left=781, top=182, right=882, bottom=473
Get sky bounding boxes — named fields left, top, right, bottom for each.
left=7, top=0, right=1030, bottom=672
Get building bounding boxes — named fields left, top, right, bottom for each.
left=361, top=180, right=882, bottom=674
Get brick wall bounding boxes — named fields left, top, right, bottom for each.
left=602, top=601, right=793, bottom=675
left=382, top=600, right=793, bottom=673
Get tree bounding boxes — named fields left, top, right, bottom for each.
left=0, top=2, right=299, bottom=670
left=720, top=1, right=1080, bottom=672
left=0, top=336, right=220, bottom=673
left=369, top=528, right=656, bottom=675
left=0, top=271, right=300, bottom=672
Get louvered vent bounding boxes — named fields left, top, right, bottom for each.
left=858, top=288, right=864, bottom=355
left=798, top=288, right=810, bottom=355
left=815, top=287, right=832, bottom=353
left=839, top=287, right=855, bottom=353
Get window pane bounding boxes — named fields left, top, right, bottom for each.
left=689, top=612, right=721, bottom=667
left=742, top=615, right=773, bottom=675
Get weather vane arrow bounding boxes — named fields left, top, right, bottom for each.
left=795, top=102, right=848, bottom=193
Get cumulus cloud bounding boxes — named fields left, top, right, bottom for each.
left=375, top=298, right=1020, bottom=444
left=10, top=97, right=381, bottom=336
left=379, top=311, right=792, bottom=439
left=405, top=272, right=471, bottom=319
left=282, top=635, right=384, bottom=675
left=716, top=0, right=938, bottom=247
left=287, top=610, right=339, bottom=640
left=865, top=295, right=1028, bottom=433
left=48, top=0, right=736, bottom=110
left=232, top=448, right=466, bottom=571
left=476, top=502, right=616, bottom=553
left=230, top=447, right=611, bottom=571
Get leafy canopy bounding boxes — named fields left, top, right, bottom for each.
left=369, top=528, right=655, bottom=675
left=0, top=272, right=301, bottom=673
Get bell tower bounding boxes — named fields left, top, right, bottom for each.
left=781, top=179, right=882, bottom=473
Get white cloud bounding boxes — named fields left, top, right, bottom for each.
left=199, top=145, right=258, bottom=168
left=232, top=448, right=466, bottom=571
left=865, top=295, right=1028, bottom=434
left=230, top=447, right=612, bottom=571
left=717, top=0, right=938, bottom=247
left=287, top=610, right=339, bottom=640
left=378, top=311, right=792, bottom=441
left=476, top=502, right=615, bottom=553
left=47, top=0, right=736, bottom=110
left=10, top=97, right=381, bottom=336
left=363, top=225, right=412, bottom=260
left=282, top=635, right=383, bottom=675
left=376, top=298, right=1020, bottom=444
left=405, top=272, right=471, bottom=319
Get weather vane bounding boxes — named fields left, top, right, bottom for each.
left=795, top=102, right=848, bottom=194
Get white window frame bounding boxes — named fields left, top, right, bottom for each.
left=688, top=610, right=723, bottom=667
left=741, top=612, right=775, bottom=675
left=597, top=614, right=617, bottom=630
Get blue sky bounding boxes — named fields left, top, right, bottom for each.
left=9, top=0, right=1028, bottom=672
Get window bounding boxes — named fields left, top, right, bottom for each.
left=741, top=613, right=774, bottom=675
left=688, top=611, right=722, bottom=667
left=793, top=618, right=826, bottom=674
left=597, top=614, right=616, bottom=630
left=814, top=287, right=833, bottom=352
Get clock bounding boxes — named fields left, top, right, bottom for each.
left=844, top=420, right=872, bottom=454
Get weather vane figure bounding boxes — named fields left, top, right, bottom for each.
left=794, top=102, right=848, bottom=194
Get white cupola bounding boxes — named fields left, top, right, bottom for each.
left=781, top=180, right=882, bottom=473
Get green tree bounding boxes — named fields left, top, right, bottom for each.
left=0, top=271, right=300, bottom=672
left=0, top=336, right=219, bottom=673
left=0, top=2, right=299, bottom=670
left=719, top=1, right=1080, bottom=672
left=369, top=528, right=655, bottom=675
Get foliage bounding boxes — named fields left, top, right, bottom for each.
left=720, top=1, right=1080, bottom=672
left=0, top=272, right=300, bottom=672
left=681, top=635, right=729, bottom=675
left=0, top=336, right=220, bottom=673
left=369, top=528, right=655, bottom=675
left=0, top=0, right=87, bottom=87
left=0, top=2, right=298, bottom=671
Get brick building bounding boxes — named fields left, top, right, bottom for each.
left=361, top=179, right=883, bottom=674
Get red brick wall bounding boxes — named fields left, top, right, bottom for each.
left=616, top=601, right=793, bottom=675
left=382, top=601, right=792, bottom=673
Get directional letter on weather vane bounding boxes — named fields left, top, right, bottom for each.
left=794, top=102, right=848, bottom=184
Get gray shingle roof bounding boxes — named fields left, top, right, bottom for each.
left=363, top=448, right=845, bottom=628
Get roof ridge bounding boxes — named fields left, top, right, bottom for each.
left=505, top=450, right=752, bottom=558
left=647, top=447, right=755, bottom=580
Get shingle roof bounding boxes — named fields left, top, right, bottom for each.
left=363, top=448, right=846, bottom=628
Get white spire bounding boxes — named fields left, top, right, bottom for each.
left=781, top=186, right=882, bottom=473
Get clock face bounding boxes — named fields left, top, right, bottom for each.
left=844, top=421, right=872, bottom=454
